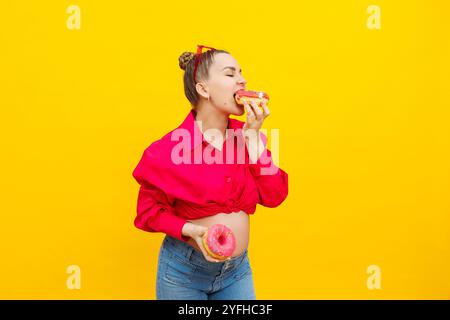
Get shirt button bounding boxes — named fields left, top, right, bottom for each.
left=225, top=176, right=232, bottom=183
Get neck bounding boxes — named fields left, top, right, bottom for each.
left=194, top=101, right=230, bottom=139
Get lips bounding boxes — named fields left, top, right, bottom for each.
left=233, top=93, right=243, bottom=107
left=233, top=91, right=241, bottom=104
left=233, top=88, right=246, bottom=100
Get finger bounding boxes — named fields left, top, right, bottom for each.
left=199, top=226, right=208, bottom=237
left=243, top=99, right=255, bottom=120
left=198, top=240, right=220, bottom=263
left=201, top=247, right=217, bottom=262
left=196, top=229, right=220, bottom=263
left=249, top=100, right=263, bottom=120
left=207, top=255, right=220, bottom=263
left=261, top=100, right=270, bottom=117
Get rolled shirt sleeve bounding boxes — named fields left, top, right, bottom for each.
left=132, top=146, right=190, bottom=242
left=248, top=131, right=289, bottom=208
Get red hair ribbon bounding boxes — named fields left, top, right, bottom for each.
left=193, top=45, right=217, bottom=83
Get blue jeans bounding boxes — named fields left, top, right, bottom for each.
left=156, top=235, right=256, bottom=300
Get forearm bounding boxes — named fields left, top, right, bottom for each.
left=244, top=130, right=265, bottom=164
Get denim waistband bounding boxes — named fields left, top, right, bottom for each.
left=163, top=235, right=248, bottom=270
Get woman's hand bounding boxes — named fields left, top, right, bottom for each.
left=182, top=222, right=223, bottom=263
left=242, top=99, right=270, bottom=163
left=242, top=99, right=270, bottom=132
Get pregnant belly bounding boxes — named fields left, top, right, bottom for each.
left=186, top=210, right=250, bottom=258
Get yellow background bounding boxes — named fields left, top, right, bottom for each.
left=1, top=0, right=449, bottom=299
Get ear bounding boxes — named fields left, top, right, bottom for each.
left=195, top=82, right=210, bottom=100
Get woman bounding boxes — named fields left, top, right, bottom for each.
left=132, top=45, right=288, bottom=300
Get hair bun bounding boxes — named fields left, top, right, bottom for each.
left=179, top=52, right=196, bottom=71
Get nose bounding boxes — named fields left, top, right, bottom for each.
left=238, top=76, right=247, bottom=87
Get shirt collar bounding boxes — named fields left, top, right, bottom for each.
left=176, top=109, right=243, bottom=151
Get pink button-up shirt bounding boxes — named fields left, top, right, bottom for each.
left=132, top=109, right=288, bottom=242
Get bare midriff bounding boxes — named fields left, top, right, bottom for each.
left=186, top=210, right=249, bottom=258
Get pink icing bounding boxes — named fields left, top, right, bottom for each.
left=205, top=224, right=236, bottom=257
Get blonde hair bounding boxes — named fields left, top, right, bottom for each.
left=178, top=49, right=229, bottom=107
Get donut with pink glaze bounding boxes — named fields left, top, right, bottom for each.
left=202, top=224, right=236, bottom=260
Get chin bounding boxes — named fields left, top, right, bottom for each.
left=227, top=100, right=245, bottom=116
left=233, top=107, right=245, bottom=116
left=226, top=105, right=244, bottom=116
